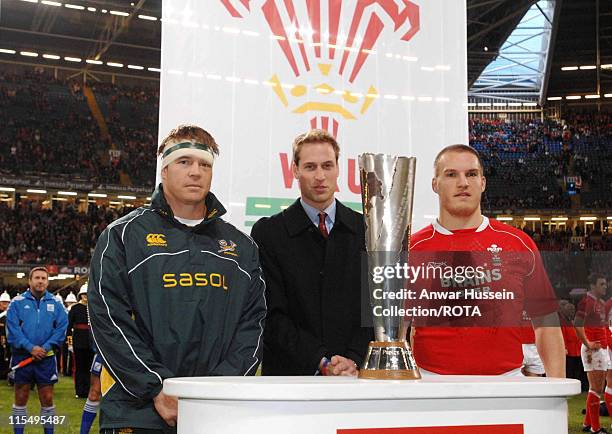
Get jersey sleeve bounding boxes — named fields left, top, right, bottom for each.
left=6, top=301, right=34, bottom=352
left=575, top=296, right=588, bottom=321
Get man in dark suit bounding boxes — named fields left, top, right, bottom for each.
left=251, top=129, right=371, bottom=376
left=68, top=283, right=93, bottom=398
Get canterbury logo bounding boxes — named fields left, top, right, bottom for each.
left=146, top=233, right=167, bottom=247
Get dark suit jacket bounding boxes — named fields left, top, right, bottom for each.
left=251, top=199, right=372, bottom=375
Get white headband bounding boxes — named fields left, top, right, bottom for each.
left=161, top=141, right=215, bottom=169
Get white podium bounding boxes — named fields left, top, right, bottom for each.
left=164, top=376, right=580, bottom=434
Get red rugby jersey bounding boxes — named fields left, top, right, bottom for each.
left=575, top=292, right=607, bottom=346
left=410, top=216, right=558, bottom=375
left=606, top=298, right=612, bottom=349
left=560, top=316, right=581, bottom=357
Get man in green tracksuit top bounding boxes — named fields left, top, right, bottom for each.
left=88, top=124, right=267, bottom=433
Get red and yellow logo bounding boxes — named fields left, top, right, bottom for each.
left=221, top=0, right=420, bottom=137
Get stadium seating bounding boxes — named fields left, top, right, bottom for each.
left=470, top=116, right=612, bottom=210
left=0, top=72, right=611, bottom=281
left=0, top=200, right=130, bottom=266
left=0, top=70, right=157, bottom=187
left=2, top=71, right=611, bottom=208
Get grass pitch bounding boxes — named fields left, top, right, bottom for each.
left=0, top=375, right=98, bottom=434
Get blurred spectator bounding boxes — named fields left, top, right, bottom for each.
left=2, top=70, right=611, bottom=207
left=470, top=115, right=612, bottom=211
left=0, top=200, right=130, bottom=266
left=0, top=71, right=157, bottom=187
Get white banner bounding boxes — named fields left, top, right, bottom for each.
left=159, top=0, right=468, bottom=231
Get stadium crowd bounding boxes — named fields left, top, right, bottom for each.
left=1, top=70, right=612, bottom=209
left=0, top=201, right=128, bottom=265
left=94, top=79, right=159, bottom=185
left=0, top=74, right=611, bottom=295
left=470, top=115, right=612, bottom=210
left=0, top=70, right=120, bottom=185
left=0, top=70, right=157, bottom=187
left=0, top=198, right=608, bottom=269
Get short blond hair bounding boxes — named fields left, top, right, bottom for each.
left=292, top=129, right=339, bottom=165
left=433, top=144, right=484, bottom=176
left=158, top=124, right=220, bottom=156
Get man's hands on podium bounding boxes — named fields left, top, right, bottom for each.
left=153, top=390, right=178, bottom=427
left=320, top=355, right=358, bottom=377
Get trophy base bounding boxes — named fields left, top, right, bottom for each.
left=358, top=341, right=421, bottom=380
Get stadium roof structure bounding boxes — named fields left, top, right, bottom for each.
left=468, top=0, right=557, bottom=104
left=0, top=0, right=610, bottom=104
left=0, top=0, right=162, bottom=79
left=467, top=0, right=612, bottom=105
left=546, top=0, right=612, bottom=99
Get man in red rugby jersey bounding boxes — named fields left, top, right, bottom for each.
left=410, top=144, right=565, bottom=377
left=606, top=293, right=612, bottom=430
left=576, top=274, right=609, bottom=433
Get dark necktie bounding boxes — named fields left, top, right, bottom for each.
left=318, top=212, right=328, bottom=239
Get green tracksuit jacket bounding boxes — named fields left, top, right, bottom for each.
left=88, top=184, right=267, bottom=430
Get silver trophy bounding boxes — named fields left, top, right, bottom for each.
left=358, top=153, right=420, bottom=380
